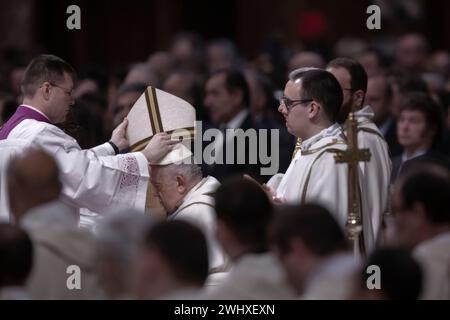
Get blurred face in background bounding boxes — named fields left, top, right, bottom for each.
left=204, top=73, right=242, bottom=125
left=115, top=90, right=141, bottom=125
left=366, top=75, right=392, bottom=125
left=397, top=109, right=432, bottom=154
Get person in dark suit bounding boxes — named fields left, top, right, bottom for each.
left=366, top=74, right=402, bottom=157
left=202, top=68, right=271, bottom=182
left=391, top=93, right=447, bottom=182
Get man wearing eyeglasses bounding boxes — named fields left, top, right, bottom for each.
left=327, top=58, right=391, bottom=253
left=0, top=54, right=175, bottom=228
left=266, top=68, right=350, bottom=233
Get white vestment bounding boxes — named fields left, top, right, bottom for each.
left=268, top=123, right=349, bottom=227
left=353, top=106, right=392, bottom=253
left=21, top=200, right=103, bottom=299
left=201, top=253, right=295, bottom=299
left=168, top=176, right=228, bottom=276
left=300, top=252, right=360, bottom=300
left=0, top=138, right=32, bottom=222
left=4, top=118, right=149, bottom=227
left=413, top=232, right=450, bottom=300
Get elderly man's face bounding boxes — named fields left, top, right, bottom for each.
left=150, top=166, right=185, bottom=215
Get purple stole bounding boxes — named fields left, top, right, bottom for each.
left=0, top=105, right=51, bottom=140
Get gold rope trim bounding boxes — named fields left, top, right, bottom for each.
left=144, top=88, right=158, bottom=134
left=150, top=87, right=164, bottom=132
left=300, top=147, right=344, bottom=204
left=357, top=127, right=386, bottom=141
left=301, top=139, right=347, bottom=156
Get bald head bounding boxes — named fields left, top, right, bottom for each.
left=7, top=149, right=62, bottom=221
left=288, top=52, right=325, bottom=75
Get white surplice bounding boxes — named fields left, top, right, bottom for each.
left=300, top=252, right=360, bottom=300
left=0, top=138, right=32, bottom=222
left=413, top=232, right=450, bottom=300
left=352, top=106, right=392, bottom=253
left=4, top=118, right=149, bottom=227
left=268, top=123, right=349, bottom=227
left=168, top=176, right=228, bottom=276
left=21, top=200, right=104, bottom=299
left=202, top=253, right=295, bottom=300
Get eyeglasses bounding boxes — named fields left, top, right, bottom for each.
left=49, top=82, right=74, bottom=97
left=279, top=96, right=313, bottom=112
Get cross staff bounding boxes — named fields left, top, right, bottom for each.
left=334, top=112, right=371, bottom=258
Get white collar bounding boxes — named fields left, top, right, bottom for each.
left=354, top=105, right=375, bottom=119
left=225, top=109, right=249, bottom=130
left=301, top=123, right=344, bottom=150
left=401, top=148, right=428, bottom=162
left=21, top=104, right=51, bottom=121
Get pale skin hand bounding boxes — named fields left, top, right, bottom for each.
left=243, top=174, right=286, bottom=205
left=262, top=184, right=286, bottom=205
left=142, top=133, right=177, bottom=163
left=110, top=118, right=130, bottom=150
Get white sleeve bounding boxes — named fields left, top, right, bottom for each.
left=90, top=142, right=115, bottom=157
left=33, top=126, right=150, bottom=214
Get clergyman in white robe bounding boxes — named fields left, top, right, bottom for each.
left=267, top=123, right=350, bottom=228
left=2, top=114, right=149, bottom=228
left=353, top=105, right=392, bottom=253
left=21, top=200, right=103, bottom=299
left=167, top=175, right=228, bottom=282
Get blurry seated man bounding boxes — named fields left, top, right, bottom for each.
left=0, top=223, right=33, bottom=300
left=392, top=162, right=450, bottom=299
left=351, top=248, right=423, bottom=300
left=123, top=62, right=159, bottom=88
left=130, top=220, right=209, bottom=299
left=114, top=82, right=147, bottom=127
left=150, top=162, right=227, bottom=279
left=272, top=204, right=358, bottom=299
left=391, top=93, right=444, bottom=182
left=7, top=149, right=102, bottom=299
left=203, top=177, right=295, bottom=299
left=95, top=211, right=154, bottom=299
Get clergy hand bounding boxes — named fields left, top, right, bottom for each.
left=110, top=118, right=130, bottom=150
left=262, top=184, right=285, bottom=205
left=142, top=133, right=177, bottom=163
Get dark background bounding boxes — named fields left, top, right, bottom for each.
left=1, top=0, right=449, bottom=69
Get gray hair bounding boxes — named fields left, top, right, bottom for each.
left=162, top=163, right=203, bottom=182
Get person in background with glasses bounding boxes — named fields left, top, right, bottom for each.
left=327, top=58, right=391, bottom=254
left=265, top=68, right=351, bottom=239
left=0, top=54, right=176, bottom=229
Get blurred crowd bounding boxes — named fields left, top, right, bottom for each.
left=1, top=31, right=450, bottom=300
left=1, top=32, right=449, bottom=161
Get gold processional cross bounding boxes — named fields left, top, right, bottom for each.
left=334, top=113, right=371, bottom=257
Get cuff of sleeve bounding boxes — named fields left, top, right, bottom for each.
left=131, top=152, right=150, bottom=177
left=91, top=142, right=116, bottom=156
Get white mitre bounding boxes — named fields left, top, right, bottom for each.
left=126, top=86, right=196, bottom=165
